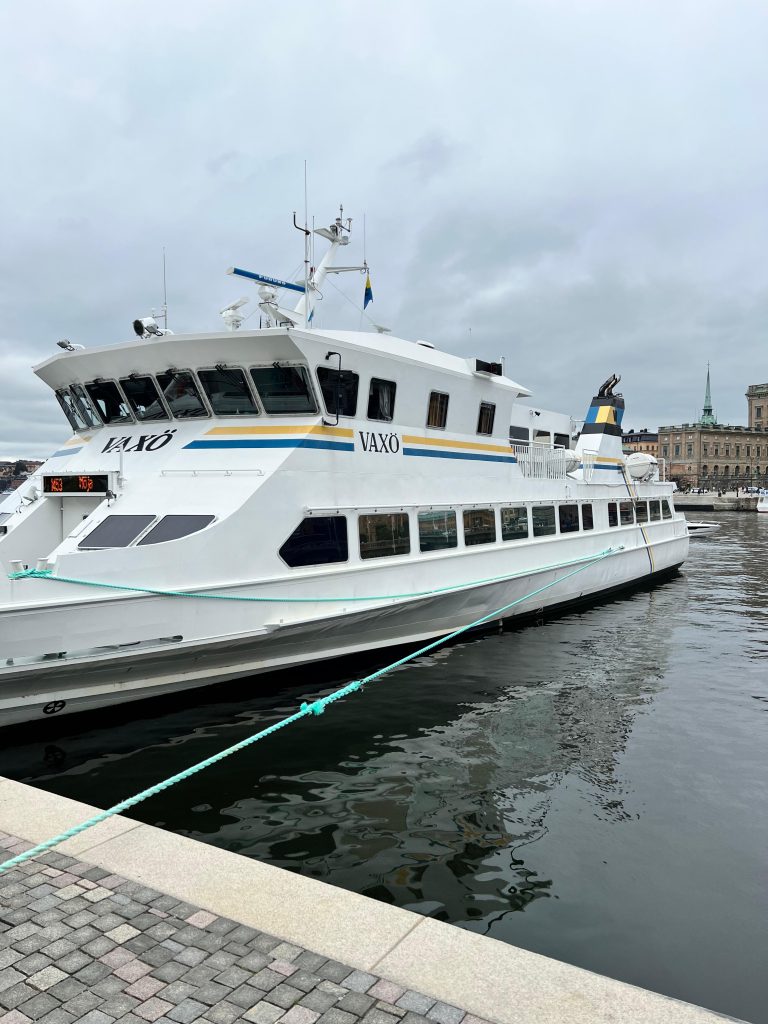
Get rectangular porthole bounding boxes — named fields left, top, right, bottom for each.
left=619, top=501, right=634, bottom=525
left=649, top=500, right=662, bottom=521
left=532, top=506, right=556, bottom=537
left=317, top=367, right=359, bottom=417
left=156, top=371, right=209, bottom=418
left=78, top=515, right=156, bottom=550
left=198, top=368, right=259, bottom=416
left=636, top=502, right=649, bottom=524
left=251, top=366, right=317, bottom=414
left=418, top=510, right=458, bottom=552
left=367, top=378, right=397, bottom=421
left=138, top=515, right=216, bottom=546
left=501, top=506, right=528, bottom=540
left=608, top=502, right=618, bottom=527
left=279, top=516, right=348, bottom=567
left=581, top=504, right=594, bottom=530
left=119, top=376, right=170, bottom=421
left=359, top=513, right=410, bottom=559
left=476, top=402, right=496, bottom=435
left=463, top=509, right=496, bottom=546
left=426, top=391, right=449, bottom=429
left=558, top=504, right=579, bottom=533
left=662, top=500, right=673, bottom=519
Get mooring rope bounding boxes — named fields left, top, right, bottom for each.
left=0, top=545, right=621, bottom=874
left=9, top=547, right=616, bottom=604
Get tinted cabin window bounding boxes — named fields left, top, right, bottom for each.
left=119, top=376, right=169, bottom=421
left=509, top=426, right=529, bottom=444
left=70, top=384, right=102, bottom=427
left=581, top=504, right=594, bottom=530
left=250, top=366, right=317, bottom=414
left=619, top=501, right=634, bottom=525
left=418, top=510, right=457, bottom=551
left=367, top=378, right=396, bottom=421
left=554, top=433, right=570, bottom=449
left=649, top=500, right=662, bottom=522
left=198, top=368, right=259, bottom=416
left=279, top=516, right=348, bottom=567
left=608, top=502, right=618, bottom=527
left=532, top=506, right=556, bottom=537
left=662, top=500, right=673, bottom=519
left=85, top=381, right=133, bottom=425
left=359, top=513, right=410, bottom=559
left=477, top=402, right=496, bottom=435
left=427, top=392, right=449, bottom=429
left=156, top=371, right=208, bottom=418
left=138, top=515, right=215, bottom=546
left=558, top=504, right=579, bottom=533
left=79, top=515, right=155, bottom=550
left=463, top=509, right=496, bottom=546
left=636, top=501, right=649, bottom=524
left=55, top=389, right=87, bottom=432
left=501, top=506, right=528, bottom=540
left=317, top=368, right=359, bottom=417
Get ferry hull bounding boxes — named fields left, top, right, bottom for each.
left=0, top=537, right=687, bottom=727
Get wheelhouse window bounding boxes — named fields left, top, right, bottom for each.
left=250, top=365, right=317, bottom=414
left=418, top=510, right=457, bottom=551
left=78, top=515, right=155, bottom=550
left=426, top=392, right=449, bottom=429
left=358, top=513, right=410, bottom=559
left=70, top=384, right=102, bottom=428
left=367, top=378, right=396, bottom=422
left=532, top=506, right=556, bottom=537
left=581, top=504, right=594, bottom=530
left=138, top=515, right=215, bottom=546
left=636, top=501, right=649, bottom=524
left=619, top=501, right=634, bottom=525
left=558, top=504, right=579, bottom=533
left=85, top=381, right=133, bottom=425
left=119, top=376, right=170, bottom=421
left=317, top=367, right=359, bottom=418
left=608, top=502, right=618, bottom=527
left=649, top=500, right=661, bottom=522
left=509, top=426, right=529, bottom=445
left=662, top=500, right=673, bottom=519
left=501, top=506, right=528, bottom=540
left=198, top=368, right=259, bottom=416
left=156, top=371, right=208, bottom=418
left=463, top=509, right=496, bottom=546
left=55, top=389, right=88, bottom=433
left=477, top=402, right=496, bottom=435
left=279, top=516, right=348, bottom=567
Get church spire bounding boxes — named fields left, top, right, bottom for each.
left=699, top=363, right=716, bottom=426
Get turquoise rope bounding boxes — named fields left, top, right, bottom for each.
left=8, top=548, right=616, bottom=604
left=0, top=546, right=620, bottom=874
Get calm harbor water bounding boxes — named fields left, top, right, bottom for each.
left=1, top=512, right=766, bottom=1023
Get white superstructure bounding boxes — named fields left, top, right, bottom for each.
left=0, top=212, right=688, bottom=726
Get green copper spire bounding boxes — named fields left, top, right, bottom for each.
left=699, top=363, right=716, bottom=426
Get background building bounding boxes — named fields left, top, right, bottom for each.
left=657, top=370, right=768, bottom=490
left=0, top=459, right=43, bottom=496
left=622, top=429, right=658, bottom=456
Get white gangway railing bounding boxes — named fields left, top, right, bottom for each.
left=511, top=443, right=570, bottom=480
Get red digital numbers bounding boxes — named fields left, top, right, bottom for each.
left=78, top=476, right=94, bottom=492
left=51, top=478, right=63, bottom=493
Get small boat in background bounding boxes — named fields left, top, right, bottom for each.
left=686, top=521, right=720, bottom=536
left=757, top=493, right=768, bottom=514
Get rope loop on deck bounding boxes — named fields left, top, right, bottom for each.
left=0, top=545, right=622, bottom=875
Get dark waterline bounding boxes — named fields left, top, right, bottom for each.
left=1, top=512, right=766, bottom=1023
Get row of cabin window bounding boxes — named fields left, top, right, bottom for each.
left=607, top=499, right=673, bottom=526
left=55, top=368, right=498, bottom=436
left=77, top=514, right=215, bottom=550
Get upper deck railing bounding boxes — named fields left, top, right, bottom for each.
left=511, top=442, right=570, bottom=480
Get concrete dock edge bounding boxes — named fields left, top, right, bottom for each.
left=0, top=776, right=745, bottom=1024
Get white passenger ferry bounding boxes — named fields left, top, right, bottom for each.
left=0, top=212, right=688, bottom=726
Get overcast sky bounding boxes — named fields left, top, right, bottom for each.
left=1, top=0, right=766, bottom=458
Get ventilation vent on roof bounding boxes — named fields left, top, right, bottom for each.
left=474, top=358, right=502, bottom=375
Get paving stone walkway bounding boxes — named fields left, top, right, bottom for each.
left=0, top=833, right=492, bottom=1024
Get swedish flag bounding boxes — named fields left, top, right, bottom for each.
left=364, top=273, right=373, bottom=308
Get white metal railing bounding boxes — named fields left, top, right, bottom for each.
left=511, top=442, right=569, bottom=480
left=580, top=449, right=598, bottom=483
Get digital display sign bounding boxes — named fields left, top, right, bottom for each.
left=43, top=474, right=110, bottom=495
